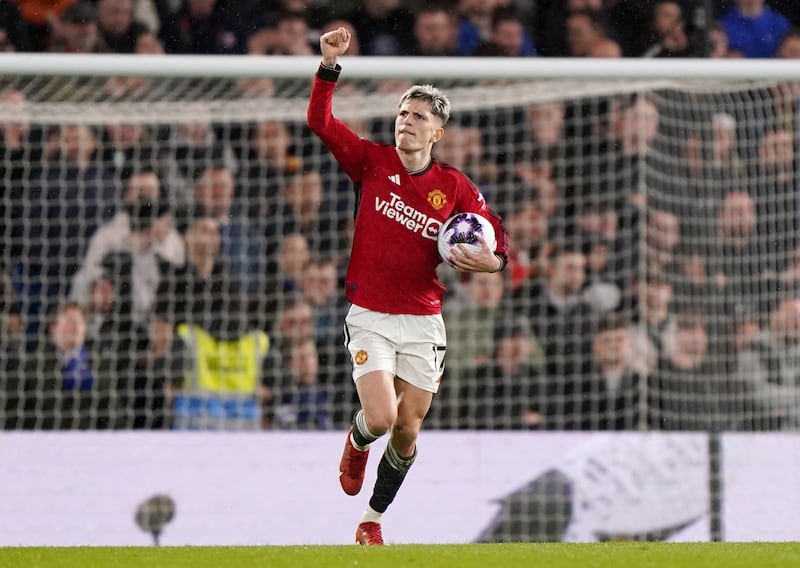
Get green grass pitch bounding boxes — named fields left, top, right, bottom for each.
left=2, top=543, right=799, bottom=568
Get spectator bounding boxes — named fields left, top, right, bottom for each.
left=756, top=127, right=795, bottom=192
left=641, top=272, right=675, bottom=359
left=22, top=301, right=100, bottom=429
left=410, top=4, right=460, bottom=56
left=707, top=191, right=773, bottom=314
left=0, top=263, right=25, bottom=429
left=580, top=235, right=622, bottom=315
left=0, top=88, right=44, bottom=182
left=70, top=171, right=184, bottom=327
left=272, top=232, right=311, bottom=296
left=649, top=309, right=746, bottom=430
left=8, top=124, right=118, bottom=348
left=524, top=101, right=566, bottom=161
left=719, top=0, right=791, bottom=58
left=279, top=169, right=344, bottom=257
left=272, top=336, right=331, bottom=430
left=456, top=0, right=498, bottom=55
left=238, top=119, right=300, bottom=261
left=777, top=27, right=800, bottom=58
left=343, top=0, right=415, bottom=56
left=270, top=293, right=315, bottom=359
left=154, top=212, right=268, bottom=429
left=565, top=9, right=607, bottom=57
left=645, top=208, right=681, bottom=274
left=576, top=313, right=643, bottom=430
left=89, top=249, right=166, bottom=429
left=243, top=120, right=298, bottom=181
left=298, top=256, right=347, bottom=350
left=461, top=316, right=543, bottom=429
left=534, top=0, right=605, bottom=56
left=99, top=122, right=158, bottom=183
left=440, top=270, right=508, bottom=427
left=736, top=293, right=800, bottom=429
left=501, top=202, right=549, bottom=292
left=513, top=242, right=595, bottom=429
left=159, top=104, right=237, bottom=204
left=709, top=22, right=736, bottom=58
left=433, top=124, right=495, bottom=199
left=248, top=10, right=315, bottom=55
left=159, top=0, right=245, bottom=54
left=189, top=164, right=263, bottom=295
left=610, top=88, right=668, bottom=196
left=48, top=1, right=100, bottom=53
left=641, top=0, right=701, bottom=57
left=473, top=6, right=535, bottom=56
left=752, top=128, right=798, bottom=264
left=710, top=113, right=745, bottom=187
left=95, top=0, right=149, bottom=53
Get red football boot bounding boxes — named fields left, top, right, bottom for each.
left=355, top=522, right=385, bottom=546
left=339, top=427, right=369, bottom=496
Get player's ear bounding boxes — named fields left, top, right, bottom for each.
left=432, top=126, right=445, bottom=144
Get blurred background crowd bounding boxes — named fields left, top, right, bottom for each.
left=0, top=0, right=799, bottom=59
left=1, top=0, right=800, bottom=433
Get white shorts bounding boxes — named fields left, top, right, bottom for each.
left=343, top=304, right=447, bottom=394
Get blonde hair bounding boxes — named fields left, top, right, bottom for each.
left=398, top=84, right=451, bottom=125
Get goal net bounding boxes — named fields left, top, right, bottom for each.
left=0, top=56, right=797, bottom=437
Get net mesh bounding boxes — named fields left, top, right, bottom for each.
left=0, top=69, right=798, bottom=433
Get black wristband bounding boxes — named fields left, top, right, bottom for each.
left=317, top=63, right=341, bottom=82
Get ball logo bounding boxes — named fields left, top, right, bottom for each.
left=354, top=350, right=369, bottom=365
left=427, top=189, right=447, bottom=210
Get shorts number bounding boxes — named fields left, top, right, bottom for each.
left=434, top=345, right=446, bottom=376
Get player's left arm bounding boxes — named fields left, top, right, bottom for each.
left=449, top=179, right=509, bottom=273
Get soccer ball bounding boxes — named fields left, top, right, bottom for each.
left=437, top=212, right=496, bottom=266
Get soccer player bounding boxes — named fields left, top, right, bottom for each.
left=307, top=27, right=508, bottom=546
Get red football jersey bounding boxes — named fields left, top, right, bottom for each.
left=308, top=67, right=508, bottom=315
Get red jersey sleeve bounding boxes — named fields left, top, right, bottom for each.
left=306, top=65, right=366, bottom=182
left=455, top=172, right=510, bottom=271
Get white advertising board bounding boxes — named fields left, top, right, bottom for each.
left=0, top=431, right=712, bottom=546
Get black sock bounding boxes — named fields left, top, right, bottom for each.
left=368, top=442, right=416, bottom=513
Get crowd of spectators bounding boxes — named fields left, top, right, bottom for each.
left=0, top=1, right=797, bottom=59
left=1, top=0, right=800, bottom=432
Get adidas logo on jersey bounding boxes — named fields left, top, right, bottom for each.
left=388, top=174, right=401, bottom=185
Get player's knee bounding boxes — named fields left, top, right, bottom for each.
left=365, top=411, right=396, bottom=436
left=391, top=418, right=421, bottom=445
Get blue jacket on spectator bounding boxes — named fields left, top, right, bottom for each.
left=720, top=5, right=791, bottom=58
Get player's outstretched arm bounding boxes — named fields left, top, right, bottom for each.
left=320, top=27, right=351, bottom=68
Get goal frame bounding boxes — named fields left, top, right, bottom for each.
left=0, top=54, right=799, bottom=81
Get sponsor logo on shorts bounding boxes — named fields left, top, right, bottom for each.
left=354, top=350, right=368, bottom=365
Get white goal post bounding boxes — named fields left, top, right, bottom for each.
left=2, top=54, right=800, bottom=80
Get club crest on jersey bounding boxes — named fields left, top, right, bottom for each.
left=354, top=350, right=368, bottom=365
left=427, top=189, right=447, bottom=210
